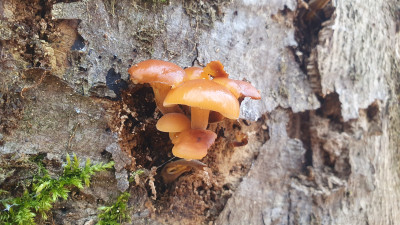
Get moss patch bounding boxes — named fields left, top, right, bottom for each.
left=0, top=153, right=114, bottom=224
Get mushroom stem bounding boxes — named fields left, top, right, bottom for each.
left=151, top=83, right=182, bottom=114
left=191, top=107, right=209, bottom=129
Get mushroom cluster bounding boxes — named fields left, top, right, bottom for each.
left=128, top=60, right=260, bottom=160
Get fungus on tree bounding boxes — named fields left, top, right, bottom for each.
left=156, top=113, right=191, bottom=132
left=163, top=79, right=240, bottom=130
left=156, top=113, right=191, bottom=141
left=128, top=59, right=260, bottom=164
left=183, top=67, right=209, bottom=81
left=171, top=129, right=217, bottom=160
left=212, top=77, right=261, bottom=102
left=201, top=60, right=229, bottom=78
left=128, top=59, right=185, bottom=114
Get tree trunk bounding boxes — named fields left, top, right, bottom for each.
left=1, top=0, right=399, bottom=224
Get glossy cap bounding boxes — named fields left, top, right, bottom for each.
left=172, top=129, right=217, bottom=159
left=163, top=79, right=240, bottom=119
left=201, top=61, right=229, bottom=78
left=184, top=67, right=209, bottom=81
left=212, top=77, right=261, bottom=100
left=128, top=59, right=185, bottom=87
left=156, top=113, right=191, bottom=132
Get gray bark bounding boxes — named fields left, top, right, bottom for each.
left=217, top=0, right=400, bottom=224
left=1, top=0, right=399, bottom=224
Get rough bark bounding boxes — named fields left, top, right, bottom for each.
left=0, top=0, right=399, bottom=224
left=217, top=0, right=400, bottom=224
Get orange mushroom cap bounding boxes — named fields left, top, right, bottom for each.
left=156, top=113, right=191, bottom=132
left=201, top=61, right=229, bottom=78
left=163, top=79, right=240, bottom=119
left=212, top=77, right=261, bottom=100
left=128, top=59, right=185, bottom=87
left=128, top=59, right=185, bottom=114
left=172, top=129, right=217, bottom=159
left=184, top=67, right=209, bottom=81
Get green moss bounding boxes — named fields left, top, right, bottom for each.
left=0, top=154, right=114, bottom=225
left=128, top=169, right=145, bottom=183
left=96, top=168, right=148, bottom=224
left=96, top=192, right=131, bottom=225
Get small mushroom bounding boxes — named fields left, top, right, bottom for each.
left=161, top=159, right=206, bottom=184
left=201, top=60, right=229, bottom=78
left=156, top=113, right=191, bottom=141
left=156, top=113, right=191, bottom=132
left=163, top=79, right=239, bottom=130
left=171, top=129, right=217, bottom=159
left=128, top=59, right=185, bottom=114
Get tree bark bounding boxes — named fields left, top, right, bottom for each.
left=0, top=0, right=399, bottom=224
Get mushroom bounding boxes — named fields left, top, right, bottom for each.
left=161, top=159, right=206, bottom=183
left=171, top=129, right=217, bottom=159
left=182, top=65, right=233, bottom=124
left=184, top=65, right=246, bottom=124
left=212, top=77, right=261, bottom=102
left=128, top=59, right=185, bottom=114
left=203, top=78, right=260, bottom=124
left=183, top=66, right=209, bottom=81
left=163, top=79, right=240, bottom=130
left=199, top=61, right=260, bottom=101
left=156, top=113, right=191, bottom=141
left=201, top=60, right=229, bottom=78
left=155, top=108, right=218, bottom=159
left=201, top=61, right=260, bottom=122
left=156, top=113, right=191, bottom=132
left=199, top=60, right=260, bottom=102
